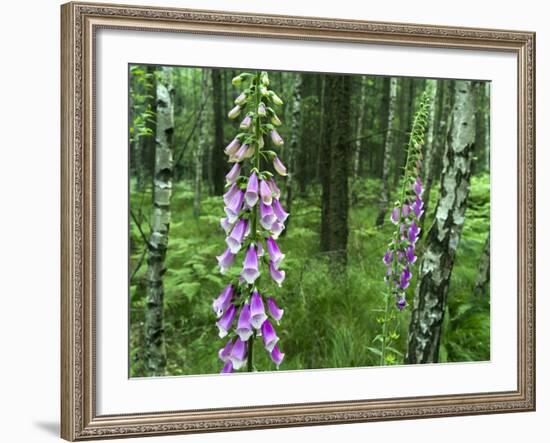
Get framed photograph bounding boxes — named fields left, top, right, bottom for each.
left=61, top=1, right=536, bottom=440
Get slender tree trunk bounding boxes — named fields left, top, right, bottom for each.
left=376, top=77, right=398, bottom=226
left=315, top=76, right=326, bottom=183
left=320, top=75, right=333, bottom=252
left=474, top=82, right=491, bottom=174
left=484, top=83, right=491, bottom=171
left=144, top=67, right=174, bottom=375
left=193, top=73, right=209, bottom=217
left=284, top=74, right=302, bottom=232
left=406, top=80, right=478, bottom=364
left=422, top=81, right=452, bottom=222
left=211, top=69, right=225, bottom=195
left=474, top=233, right=491, bottom=295
left=419, top=80, right=438, bottom=229
left=351, top=77, right=366, bottom=203
left=393, top=78, right=412, bottom=187
left=320, top=75, right=352, bottom=264
left=137, top=65, right=157, bottom=190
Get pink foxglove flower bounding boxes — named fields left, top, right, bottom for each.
left=266, top=237, right=285, bottom=267
left=269, top=260, right=286, bottom=287
left=259, top=201, right=276, bottom=230
left=212, top=284, right=234, bottom=318
left=216, top=303, right=236, bottom=338
left=250, top=291, right=267, bottom=329
left=261, top=319, right=279, bottom=352
left=225, top=163, right=241, bottom=184
left=273, top=156, right=287, bottom=176
left=272, top=199, right=289, bottom=223
left=214, top=71, right=288, bottom=373
left=224, top=189, right=244, bottom=223
left=224, top=138, right=241, bottom=156
left=267, top=297, right=284, bottom=322
left=270, top=221, right=285, bottom=239
left=259, top=180, right=273, bottom=205
left=239, top=115, right=252, bottom=129
left=228, top=105, right=241, bottom=119
left=241, top=244, right=260, bottom=284
left=270, top=345, right=285, bottom=368
left=218, top=338, right=233, bottom=362
left=270, top=129, right=284, bottom=146
left=267, top=178, right=281, bottom=199
left=245, top=172, right=259, bottom=207
left=226, top=219, right=248, bottom=254
left=236, top=303, right=253, bottom=341
left=229, top=338, right=248, bottom=370
left=220, top=361, right=233, bottom=374
left=216, top=248, right=235, bottom=274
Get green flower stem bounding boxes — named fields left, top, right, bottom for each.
left=380, top=106, right=421, bottom=367
left=247, top=71, right=263, bottom=373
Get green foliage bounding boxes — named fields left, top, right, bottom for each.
left=129, top=174, right=490, bottom=376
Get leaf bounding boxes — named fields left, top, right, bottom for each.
left=203, top=274, right=223, bottom=286
left=366, top=346, right=382, bottom=357
left=385, top=347, right=404, bottom=357
left=175, top=282, right=201, bottom=302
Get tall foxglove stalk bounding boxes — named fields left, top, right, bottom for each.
left=213, top=71, right=288, bottom=374
left=377, top=92, right=431, bottom=366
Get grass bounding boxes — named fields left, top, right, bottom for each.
left=129, top=174, right=490, bottom=377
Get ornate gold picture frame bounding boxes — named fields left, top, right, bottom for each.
left=61, top=1, right=535, bottom=440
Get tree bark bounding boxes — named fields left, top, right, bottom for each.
left=419, top=80, right=438, bottom=229
left=351, top=77, right=366, bottom=203
left=474, top=82, right=491, bottom=174
left=406, top=80, right=478, bottom=364
left=284, top=74, right=302, bottom=232
left=375, top=77, right=398, bottom=226
left=321, top=75, right=352, bottom=265
left=193, top=73, right=209, bottom=217
left=422, top=80, right=452, bottom=224
left=474, top=233, right=490, bottom=295
left=144, top=67, right=174, bottom=375
left=320, top=75, right=333, bottom=253
left=211, top=68, right=225, bottom=195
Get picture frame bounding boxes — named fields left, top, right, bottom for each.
left=61, top=1, right=536, bottom=440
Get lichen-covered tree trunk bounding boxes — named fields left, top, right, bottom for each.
left=211, top=68, right=225, bottom=195
left=406, top=80, right=477, bottom=364
left=375, top=77, right=398, bottom=226
left=193, top=73, right=209, bottom=217
left=420, top=80, right=438, bottom=229
left=284, top=74, right=302, bottom=232
left=145, top=67, right=174, bottom=375
left=351, top=77, right=366, bottom=203
left=474, top=233, right=490, bottom=295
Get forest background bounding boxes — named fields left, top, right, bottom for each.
left=129, top=65, right=491, bottom=377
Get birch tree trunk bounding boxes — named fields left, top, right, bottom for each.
left=406, top=80, right=478, bottom=364
left=375, top=77, right=398, bottom=226
left=351, top=77, right=366, bottom=203
left=193, top=73, right=209, bottom=217
left=144, top=67, right=174, bottom=375
left=284, top=74, right=302, bottom=232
